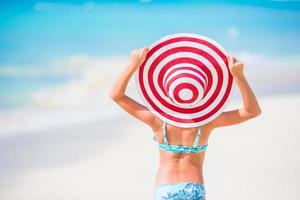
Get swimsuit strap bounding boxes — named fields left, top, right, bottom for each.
left=192, top=127, right=202, bottom=147
left=163, top=121, right=201, bottom=147
left=162, top=121, right=169, bottom=145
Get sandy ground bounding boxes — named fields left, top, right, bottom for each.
left=0, top=94, right=299, bottom=200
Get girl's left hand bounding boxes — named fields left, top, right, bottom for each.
left=227, top=54, right=244, bottom=78
left=129, top=47, right=149, bottom=71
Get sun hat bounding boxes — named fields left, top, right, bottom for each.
left=135, top=33, right=233, bottom=128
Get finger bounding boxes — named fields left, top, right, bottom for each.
left=233, top=57, right=237, bottom=63
left=143, top=47, right=149, bottom=54
left=228, top=54, right=233, bottom=64
left=227, top=53, right=231, bottom=60
left=237, top=61, right=243, bottom=66
left=138, top=48, right=144, bottom=54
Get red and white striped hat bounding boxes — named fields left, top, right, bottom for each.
left=135, top=33, right=233, bottom=128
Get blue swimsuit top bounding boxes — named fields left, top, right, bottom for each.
left=153, top=121, right=208, bottom=154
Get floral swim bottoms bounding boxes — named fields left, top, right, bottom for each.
left=154, top=181, right=206, bottom=200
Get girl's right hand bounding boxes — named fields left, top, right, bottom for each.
left=129, top=47, right=149, bottom=72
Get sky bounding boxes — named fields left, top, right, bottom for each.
left=0, top=0, right=299, bottom=108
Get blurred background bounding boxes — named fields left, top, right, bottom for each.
left=0, top=0, right=299, bottom=199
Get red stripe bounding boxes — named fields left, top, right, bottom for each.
left=173, top=83, right=199, bottom=104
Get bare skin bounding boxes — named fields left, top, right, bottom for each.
left=110, top=47, right=262, bottom=196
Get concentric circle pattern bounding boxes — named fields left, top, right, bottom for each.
left=135, top=33, right=233, bottom=128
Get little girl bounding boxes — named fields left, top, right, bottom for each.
left=110, top=47, right=262, bottom=200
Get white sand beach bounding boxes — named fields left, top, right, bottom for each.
left=0, top=93, right=299, bottom=200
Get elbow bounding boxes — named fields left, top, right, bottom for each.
left=110, top=94, right=118, bottom=101
left=109, top=92, right=123, bottom=101
left=257, top=107, right=262, bottom=116
left=241, top=106, right=262, bottom=120
left=247, top=107, right=262, bottom=119
left=255, top=105, right=262, bottom=117
left=109, top=91, right=117, bottom=101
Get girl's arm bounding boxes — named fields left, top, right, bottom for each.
left=109, top=47, right=160, bottom=129
left=206, top=54, right=262, bottom=130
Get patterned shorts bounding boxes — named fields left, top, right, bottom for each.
left=154, top=181, right=206, bottom=200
